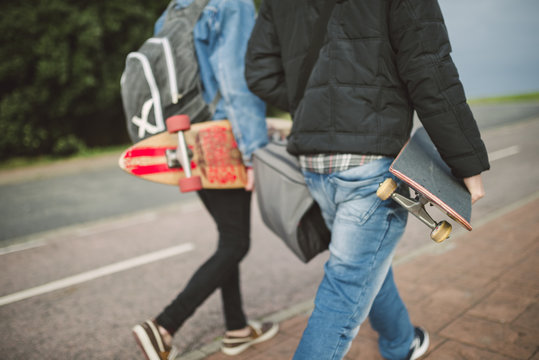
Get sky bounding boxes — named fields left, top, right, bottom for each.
left=438, top=0, right=539, bottom=98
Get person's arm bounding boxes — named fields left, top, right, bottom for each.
left=245, top=0, right=289, bottom=112
left=209, top=0, right=268, bottom=175
left=389, top=0, right=490, bottom=180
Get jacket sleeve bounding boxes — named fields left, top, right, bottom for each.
left=210, top=0, right=268, bottom=166
left=389, top=0, right=490, bottom=178
left=245, top=0, right=290, bottom=112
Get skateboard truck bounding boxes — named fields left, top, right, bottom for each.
left=166, top=115, right=203, bottom=193
left=165, top=148, right=193, bottom=169
left=377, top=178, right=452, bottom=243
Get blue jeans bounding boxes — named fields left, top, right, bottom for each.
left=293, top=158, right=414, bottom=360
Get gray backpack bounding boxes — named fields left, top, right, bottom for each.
left=253, top=141, right=330, bottom=263
left=121, top=0, right=219, bottom=143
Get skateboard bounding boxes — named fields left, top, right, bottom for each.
left=266, top=117, right=292, bottom=142
left=376, top=127, right=472, bottom=243
left=119, top=116, right=292, bottom=192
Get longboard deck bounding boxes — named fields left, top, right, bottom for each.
left=390, top=127, right=472, bottom=230
left=119, top=120, right=247, bottom=189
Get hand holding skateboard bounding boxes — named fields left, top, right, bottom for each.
left=377, top=128, right=473, bottom=243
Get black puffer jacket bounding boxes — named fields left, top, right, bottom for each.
left=245, top=0, right=490, bottom=178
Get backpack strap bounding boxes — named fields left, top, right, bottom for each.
left=164, top=0, right=221, bottom=121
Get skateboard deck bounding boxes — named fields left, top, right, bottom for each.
left=377, top=127, right=472, bottom=242
left=119, top=118, right=292, bottom=191
left=119, top=119, right=246, bottom=189
left=266, top=117, right=292, bottom=142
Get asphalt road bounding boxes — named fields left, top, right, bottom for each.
left=0, top=102, right=538, bottom=359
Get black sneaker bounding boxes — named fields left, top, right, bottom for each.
left=132, top=320, right=179, bottom=360
left=406, top=326, right=430, bottom=360
left=221, top=321, right=279, bottom=356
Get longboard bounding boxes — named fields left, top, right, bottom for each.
left=119, top=117, right=292, bottom=192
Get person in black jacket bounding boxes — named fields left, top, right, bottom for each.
left=245, top=1, right=489, bottom=359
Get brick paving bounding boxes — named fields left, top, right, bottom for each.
left=181, top=197, right=539, bottom=360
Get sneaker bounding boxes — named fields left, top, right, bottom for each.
left=221, top=321, right=279, bottom=356
left=406, top=326, right=430, bottom=360
left=132, top=320, right=179, bottom=360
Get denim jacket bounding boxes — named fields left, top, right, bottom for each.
left=155, top=0, right=267, bottom=166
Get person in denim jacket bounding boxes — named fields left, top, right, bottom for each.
left=132, top=1, right=278, bottom=359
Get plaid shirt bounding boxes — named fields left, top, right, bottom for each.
left=299, top=153, right=386, bottom=174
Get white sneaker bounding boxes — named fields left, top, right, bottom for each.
left=132, top=320, right=179, bottom=360
left=406, top=326, right=430, bottom=360
left=221, top=321, right=279, bottom=356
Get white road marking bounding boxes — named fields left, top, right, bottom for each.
left=0, top=243, right=194, bottom=307
left=488, top=145, right=520, bottom=161
left=0, top=239, right=47, bottom=256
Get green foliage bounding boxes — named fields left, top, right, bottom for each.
left=52, top=134, right=88, bottom=157
left=0, top=0, right=169, bottom=159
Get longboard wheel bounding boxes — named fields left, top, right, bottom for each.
left=376, top=178, right=397, bottom=200
left=167, top=115, right=191, bottom=133
left=431, top=220, right=452, bottom=243
left=179, top=176, right=202, bottom=193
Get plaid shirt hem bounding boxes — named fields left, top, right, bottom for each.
left=299, top=154, right=387, bottom=174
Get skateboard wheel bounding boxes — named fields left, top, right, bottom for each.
left=376, top=178, right=397, bottom=200
left=431, top=221, right=452, bottom=243
left=167, top=115, right=191, bottom=133
left=179, top=176, right=202, bottom=193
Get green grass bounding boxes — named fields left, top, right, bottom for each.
left=469, top=91, right=539, bottom=105
left=72, top=144, right=128, bottom=158
left=0, top=144, right=128, bottom=171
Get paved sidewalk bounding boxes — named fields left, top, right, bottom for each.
left=180, top=197, right=539, bottom=360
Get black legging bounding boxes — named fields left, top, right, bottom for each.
left=156, top=189, right=252, bottom=335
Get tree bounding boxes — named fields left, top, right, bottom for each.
left=0, top=0, right=168, bottom=158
